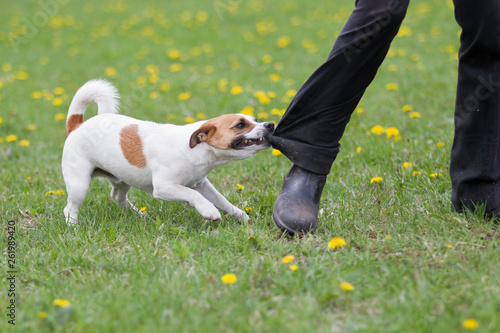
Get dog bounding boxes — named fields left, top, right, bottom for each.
left=62, top=79, right=275, bottom=224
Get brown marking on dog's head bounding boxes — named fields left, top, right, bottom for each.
left=66, top=114, right=84, bottom=136
left=120, top=124, right=147, bottom=168
left=189, top=114, right=256, bottom=149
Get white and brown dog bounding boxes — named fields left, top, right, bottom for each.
left=62, top=79, right=274, bottom=224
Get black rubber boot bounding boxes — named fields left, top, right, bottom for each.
left=273, top=165, right=327, bottom=234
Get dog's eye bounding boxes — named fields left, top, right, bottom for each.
left=234, top=122, right=245, bottom=129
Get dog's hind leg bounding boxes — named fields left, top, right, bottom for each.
left=109, top=179, right=143, bottom=214
left=63, top=165, right=93, bottom=225
left=109, top=180, right=132, bottom=210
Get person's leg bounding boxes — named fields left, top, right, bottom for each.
left=268, top=0, right=410, bottom=174
left=450, top=0, right=500, bottom=216
left=268, top=0, right=410, bottom=234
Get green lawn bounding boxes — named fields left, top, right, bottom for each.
left=1, top=0, right=499, bottom=332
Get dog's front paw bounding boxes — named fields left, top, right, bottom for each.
left=238, top=211, right=250, bottom=223
left=205, top=210, right=222, bottom=221
left=198, top=202, right=221, bottom=221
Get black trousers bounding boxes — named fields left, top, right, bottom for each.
left=267, top=0, right=500, bottom=213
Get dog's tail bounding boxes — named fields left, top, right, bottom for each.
left=66, top=79, right=120, bottom=136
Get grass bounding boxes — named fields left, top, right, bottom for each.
left=1, top=0, right=499, bottom=332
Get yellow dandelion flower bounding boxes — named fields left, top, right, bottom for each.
left=45, top=190, right=65, bottom=196
left=277, top=36, right=291, bottom=48
left=385, top=235, right=392, bottom=240
left=281, top=255, right=295, bottom=264
left=254, top=91, right=270, bottom=104
left=272, top=149, right=282, bottom=156
left=271, top=108, right=285, bottom=116
left=446, top=244, right=454, bottom=249
left=55, top=113, right=65, bottom=121
left=328, top=237, right=346, bottom=250
left=386, top=83, right=398, bottom=91
left=0, top=116, right=3, bottom=124
left=257, top=112, right=269, bottom=119
left=244, top=207, right=252, bottom=213
left=178, top=92, right=191, bottom=101
left=356, top=107, right=364, bottom=114
left=145, top=64, right=158, bottom=74
left=53, top=299, right=71, bottom=307
left=140, top=206, right=147, bottom=212
left=386, top=127, right=399, bottom=139
left=413, top=171, right=421, bottom=176
left=356, top=147, right=362, bottom=153
left=236, top=184, right=244, bottom=191
left=6, top=135, right=18, bottom=142
left=289, top=265, right=298, bottom=271
left=429, top=173, right=443, bottom=178
left=167, top=49, right=181, bottom=59
left=397, top=26, right=412, bottom=37
left=462, top=319, right=479, bottom=330
left=437, top=141, right=445, bottom=148
left=19, top=140, right=30, bottom=147
left=185, top=116, right=195, bottom=123
left=409, top=112, right=421, bottom=118
left=240, top=106, right=254, bottom=116
left=262, top=54, right=273, bottom=63
left=286, top=89, right=297, bottom=97
left=37, top=312, right=48, bottom=319
left=371, top=176, right=383, bottom=183
left=52, top=98, right=63, bottom=106
left=217, top=78, right=228, bottom=91
left=269, top=73, right=280, bottom=82
left=169, top=63, right=183, bottom=72
left=221, top=273, right=237, bottom=284
left=231, top=86, right=243, bottom=95
left=195, top=11, right=208, bottom=23
left=2, top=63, right=12, bottom=72
left=204, top=65, right=214, bottom=74
left=105, top=67, right=117, bottom=78
left=197, top=113, right=206, bottom=120
left=54, top=87, right=65, bottom=95
left=388, top=64, right=398, bottom=72
left=14, top=71, right=29, bottom=80
left=402, top=105, right=413, bottom=112
left=31, top=91, right=42, bottom=99
left=403, top=162, right=412, bottom=168
left=340, top=282, right=355, bottom=291
left=149, top=91, right=159, bottom=99
left=371, top=125, right=385, bottom=135
left=159, top=82, right=171, bottom=91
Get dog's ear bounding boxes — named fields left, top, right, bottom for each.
left=189, top=124, right=216, bottom=148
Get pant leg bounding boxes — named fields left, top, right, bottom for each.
left=267, top=0, right=410, bottom=175
left=450, top=0, right=500, bottom=213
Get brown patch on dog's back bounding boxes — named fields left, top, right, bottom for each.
left=66, top=114, right=84, bottom=136
left=120, top=124, right=147, bottom=168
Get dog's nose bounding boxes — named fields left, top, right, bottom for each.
left=264, top=122, right=275, bottom=130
